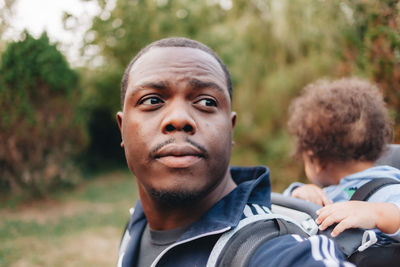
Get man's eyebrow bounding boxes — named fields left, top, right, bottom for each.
left=189, top=78, right=224, bottom=94
left=136, top=81, right=168, bottom=90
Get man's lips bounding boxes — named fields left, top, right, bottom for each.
left=154, top=144, right=204, bottom=168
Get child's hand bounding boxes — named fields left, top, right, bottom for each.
left=316, top=201, right=377, bottom=237
left=291, top=184, right=332, bottom=206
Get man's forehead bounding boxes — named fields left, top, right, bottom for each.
left=129, top=46, right=226, bottom=81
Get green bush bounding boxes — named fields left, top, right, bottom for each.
left=0, top=32, right=86, bottom=196
left=337, top=0, right=400, bottom=139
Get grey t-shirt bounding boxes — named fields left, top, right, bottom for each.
left=137, top=223, right=191, bottom=267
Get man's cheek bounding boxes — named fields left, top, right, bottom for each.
left=211, top=138, right=232, bottom=158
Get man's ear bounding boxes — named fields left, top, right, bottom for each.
left=231, top=112, right=237, bottom=146
left=116, top=111, right=124, bottom=147
left=231, top=111, right=237, bottom=128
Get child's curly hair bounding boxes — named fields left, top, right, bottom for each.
left=288, top=77, right=393, bottom=162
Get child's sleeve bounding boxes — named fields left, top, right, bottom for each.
left=283, top=182, right=305, bottom=196
left=368, top=184, right=400, bottom=241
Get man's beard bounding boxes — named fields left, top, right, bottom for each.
left=149, top=188, right=207, bottom=208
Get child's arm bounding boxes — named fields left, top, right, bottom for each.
left=316, top=201, right=400, bottom=237
left=291, top=184, right=332, bottom=206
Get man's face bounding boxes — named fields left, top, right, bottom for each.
left=117, top=47, right=236, bottom=205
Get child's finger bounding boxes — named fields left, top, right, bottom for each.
left=312, top=196, right=325, bottom=206
left=317, top=202, right=342, bottom=217
left=331, top=218, right=352, bottom=237
left=319, top=193, right=332, bottom=206
left=315, top=204, right=334, bottom=218
left=316, top=211, right=343, bottom=230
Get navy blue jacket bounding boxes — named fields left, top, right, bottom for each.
left=118, top=166, right=352, bottom=267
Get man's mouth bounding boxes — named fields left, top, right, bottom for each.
left=154, top=144, right=204, bottom=168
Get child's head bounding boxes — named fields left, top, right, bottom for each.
left=288, top=77, right=392, bottom=183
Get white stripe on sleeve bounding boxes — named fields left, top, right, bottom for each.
left=252, top=204, right=267, bottom=214
left=243, top=204, right=254, bottom=217
left=262, top=206, right=271, bottom=213
left=310, top=235, right=323, bottom=261
left=117, top=252, right=124, bottom=267
left=292, top=234, right=306, bottom=242
left=310, top=235, right=344, bottom=267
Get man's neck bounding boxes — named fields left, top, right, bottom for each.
left=139, top=174, right=237, bottom=231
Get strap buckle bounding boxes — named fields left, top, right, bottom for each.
left=357, top=230, right=377, bottom=252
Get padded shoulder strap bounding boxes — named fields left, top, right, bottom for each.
left=207, top=213, right=309, bottom=267
left=270, top=193, right=375, bottom=257
left=350, top=178, right=400, bottom=201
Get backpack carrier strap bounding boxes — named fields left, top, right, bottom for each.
left=348, top=242, right=400, bottom=267
left=350, top=178, right=400, bottom=201
left=206, top=213, right=309, bottom=267
left=271, top=192, right=370, bottom=257
left=348, top=177, right=400, bottom=267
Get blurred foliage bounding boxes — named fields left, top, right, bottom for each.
left=0, top=0, right=16, bottom=52
left=1, top=0, right=398, bottom=196
left=78, top=0, right=400, bottom=191
left=0, top=33, right=86, bottom=196
left=337, top=0, right=400, bottom=140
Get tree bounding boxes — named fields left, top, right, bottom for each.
left=337, top=0, right=400, bottom=140
left=0, top=32, right=86, bottom=196
left=0, top=0, right=16, bottom=52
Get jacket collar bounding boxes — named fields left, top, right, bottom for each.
left=129, top=166, right=270, bottom=240
left=122, top=166, right=270, bottom=267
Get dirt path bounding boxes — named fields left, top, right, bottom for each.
left=10, top=227, right=121, bottom=267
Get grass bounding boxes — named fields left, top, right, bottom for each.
left=0, top=170, right=138, bottom=267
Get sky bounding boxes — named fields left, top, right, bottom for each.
left=3, top=0, right=105, bottom=66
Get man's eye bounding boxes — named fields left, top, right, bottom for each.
left=140, top=96, right=164, bottom=105
left=197, top=98, right=217, bottom=107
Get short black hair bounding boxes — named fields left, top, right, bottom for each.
left=120, top=37, right=233, bottom=108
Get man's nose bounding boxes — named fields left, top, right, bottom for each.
left=161, top=101, right=196, bottom=135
